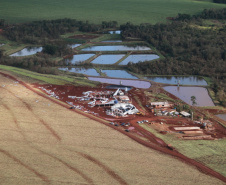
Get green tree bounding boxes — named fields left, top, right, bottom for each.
left=191, top=96, right=197, bottom=106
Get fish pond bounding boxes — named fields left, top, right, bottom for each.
left=119, top=54, right=159, bottom=65
left=163, top=86, right=214, bottom=107
left=88, top=77, right=151, bottom=89
left=101, top=70, right=138, bottom=79
left=81, top=45, right=151, bottom=51
left=91, top=54, right=125, bottom=64
left=145, top=76, right=207, bottom=86
left=65, top=54, right=95, bottom=64
left=59, top=68, right=100, bottom=76
left=10, top=47, right=43, bottom=56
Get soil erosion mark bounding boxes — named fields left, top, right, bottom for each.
left=0, top=85, right=61, bottom=141
left=0, top=148, right=50, bottom=184
left=75, top=150, right=128, bottom=185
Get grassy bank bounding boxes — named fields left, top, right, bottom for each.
left=141, top=124, right=226, bottom=177
left=0, top=65, right=98, bottom=87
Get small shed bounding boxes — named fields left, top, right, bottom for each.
left=180, top=111, right=191, bottom=117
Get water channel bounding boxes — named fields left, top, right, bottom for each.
left=163, top=86, right=214, bottom=107
left=145, top=76, right=207, bottom=86
left=10, top=47, right=43, bottom=56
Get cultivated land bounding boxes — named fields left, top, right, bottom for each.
left=0, top=71, right=225, bottom=184
left=0, top=0, right=225, bottom=24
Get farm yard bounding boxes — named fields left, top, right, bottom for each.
left=0, top=71, right=225, bottom=184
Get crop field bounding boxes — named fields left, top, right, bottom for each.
left=0, top=0, right=225, bottom=24
left=0, top=72, right=225, bottom=184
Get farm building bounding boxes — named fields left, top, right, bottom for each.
left=151, top=101, right=173, bottom=108
left=180, top=111, right=191, bottom=117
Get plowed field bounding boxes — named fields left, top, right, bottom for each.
left=0, top=73, right=224, bottom=185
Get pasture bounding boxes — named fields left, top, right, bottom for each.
left=0, top=0, right=225, bottom=24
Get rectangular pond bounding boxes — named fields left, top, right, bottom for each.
left=163, top=86, right=214, bottom=107
left=88, top=77, right=151, bottom=89
left=59, top=67, right=100, bottom=76
left=81, top=45, right=151, bottom=51
left=216, top=114, right=226, bottom=121
left=10, top=47, right=43, bottom=56
left=145, top=76, right=207, bottom=86
left=119, top=54, right=159, bottom=65
left=65, top=54, right=95, bottom=64
left=91, top=54, right=125, bottom=64
left=101, top=70, right=138, bottom=79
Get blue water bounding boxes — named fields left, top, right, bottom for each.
left=59, top=68, right=100, bottom=76
left=91, top=54, right=125, bottom=64
left=145, top=76, right=207, bottom=86
left=10, top=47, right=43, bottom=56
left=82, top=45, right=151, bottom=51
left=101, top=70, right=138, bottom=79
left=109, top=30, right=121, bottom=34
left=65, top=54, right=95, bottom=64
left=163, top=86, right=214, bottom=107
left=119, top=54, right=159, bottom=65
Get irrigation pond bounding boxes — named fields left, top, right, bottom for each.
left=59, top=68, right=100, bottom=76
left=163, top=86, right=214, bottom=107
left=88, top=77, right=151, bottom=89
left=10, top=47, right=43, bottom=56
left=145, top=76, right=207, bottom=86
left=119, top=54, right=159, bottom=65
left=65, top=54, right=95, bottom=64
left=91, top=54, right=125, bottom=64
left=82, top=45, right=151, bottom=51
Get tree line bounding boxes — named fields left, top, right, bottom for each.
left=121, top=8, right=226, bottom=106
left=3, top=19, right=118, bottom=44
left=213, top=0, right=226, bottom=4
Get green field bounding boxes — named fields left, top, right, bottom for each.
left=141, top=125, right=226, bottom=177
left=0, top=0, right=225, bottom=24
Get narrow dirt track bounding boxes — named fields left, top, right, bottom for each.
left=0, top=71, right=225, bottom=185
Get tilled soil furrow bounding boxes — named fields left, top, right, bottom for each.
left=0, top=148, right=50, bottom=184
left=76, top=151, right=129, bottom=185
left=0, top=86, right=61, bottom=141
